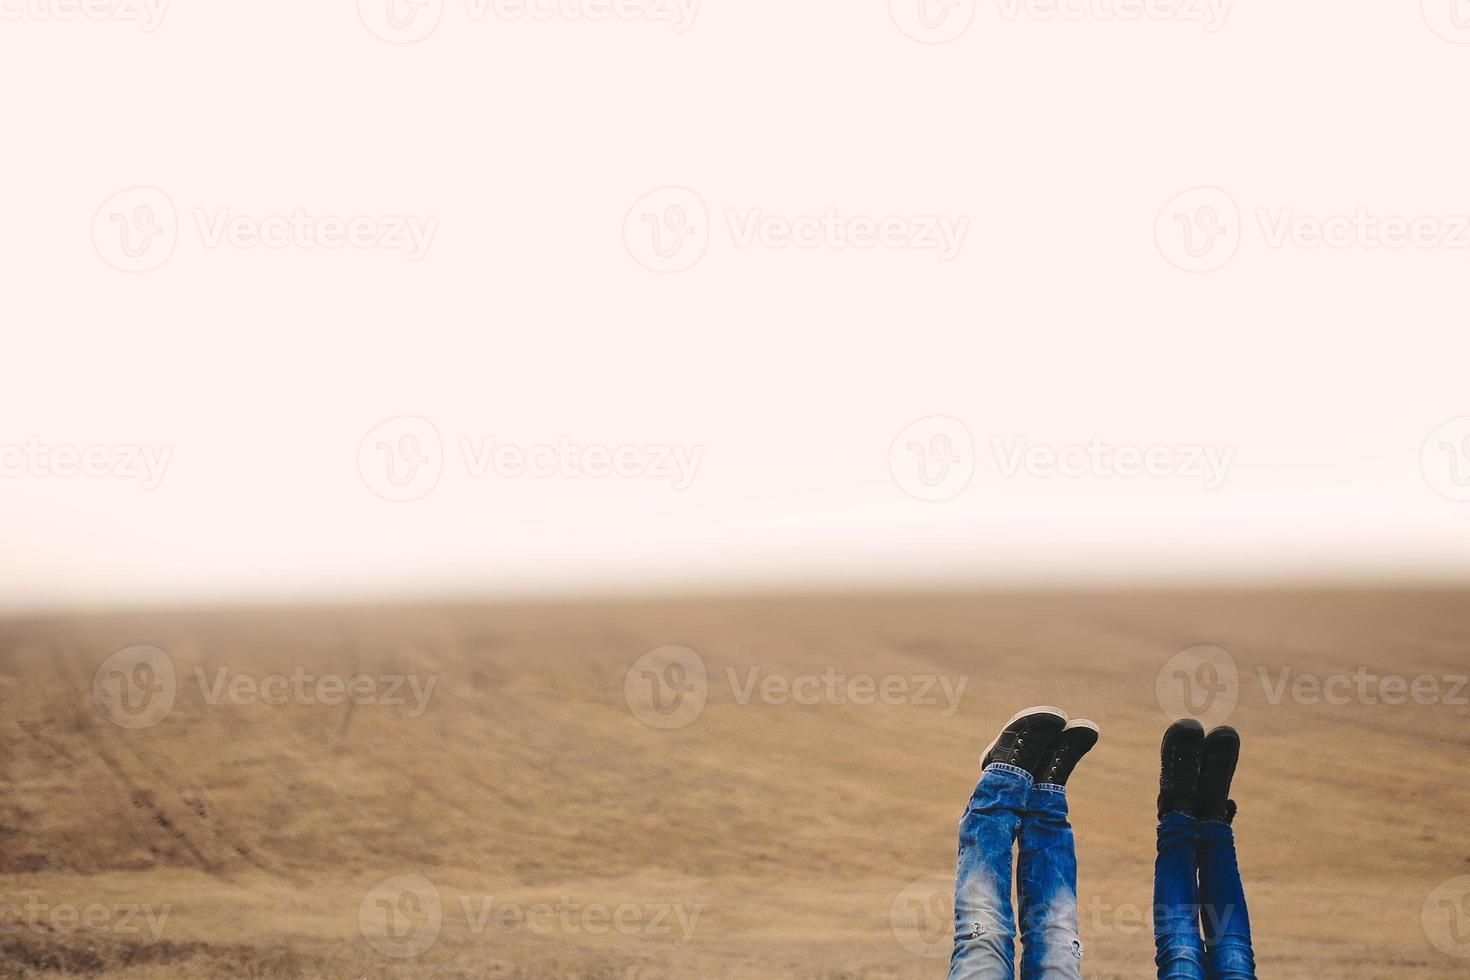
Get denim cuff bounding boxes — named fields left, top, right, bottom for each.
left=983, top=762, right=1034, bottom=783
left=1031, top=782, right=1067, bottom=795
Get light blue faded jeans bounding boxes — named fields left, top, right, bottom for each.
left=950, top=764, right=1084, bottom=979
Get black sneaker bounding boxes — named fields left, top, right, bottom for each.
left=1036, top=720, right=1100, bottom=787
left=1195, top=725, right=1240, bottom=823
left=1158, top=718, right=1205, bottom=818
left=981, top=706, right=1068, bottom=779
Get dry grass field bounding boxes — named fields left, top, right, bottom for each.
left=0, top=588, right=1466, bottom=978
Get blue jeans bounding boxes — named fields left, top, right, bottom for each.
left=950, top=765, right=1084, bottom=979
left=1154, top=811, right=1256, bottom=979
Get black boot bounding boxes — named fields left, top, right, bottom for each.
left=1158, top=719, right=1204, bottom=818
left=1035, top=720, right=1100, bottom=787
left=1195, top=725, right=1240, bottom=824
left=981, top=706, right=1068, bottom=779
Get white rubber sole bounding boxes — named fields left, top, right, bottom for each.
left=1063, top=719, right=1099, bottom=735
left=981, top=705, right=1068, bottom=765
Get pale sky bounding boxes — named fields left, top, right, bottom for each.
left=4, top=1, right=1469, bottom=611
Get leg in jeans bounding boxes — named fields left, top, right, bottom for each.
left=1154, top=811, right=1206, bottom=980
left=1016, top=783, right=1083, bottom=979
left=1197, top=818, right=1255, bottom=980
left=949, top=763, right=1031, bottom=980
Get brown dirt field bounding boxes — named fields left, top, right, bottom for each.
left=0, top=588, right=1467, bottom=977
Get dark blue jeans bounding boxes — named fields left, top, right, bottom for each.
left=1154, top=811, right=1256, bottom=979
left=950, top=765, right=1084, bottom=979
